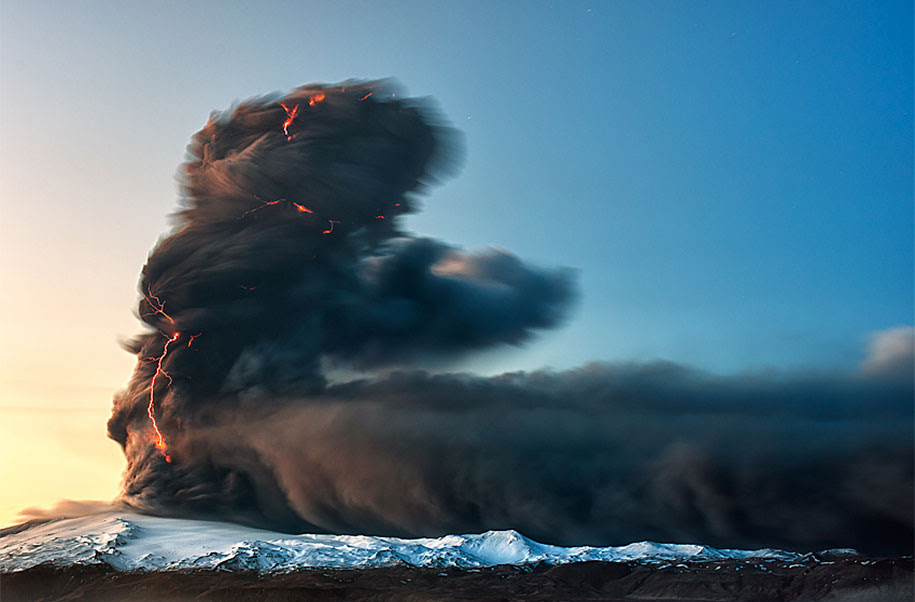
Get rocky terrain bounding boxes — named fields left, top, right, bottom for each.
left=3, top=556, right=913, bottom=601
left=1, top=512, right=911, bottom=601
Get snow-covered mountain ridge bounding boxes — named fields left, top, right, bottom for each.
left=0, top=512, right=821, bottom=573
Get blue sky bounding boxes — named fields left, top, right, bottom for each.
left=1, top=0, right=912, bottom=380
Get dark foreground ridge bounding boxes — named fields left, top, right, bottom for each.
left=3, top=556, right=912, bottom=601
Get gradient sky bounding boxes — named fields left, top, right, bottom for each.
left=0, top=0, right=912, bottom=526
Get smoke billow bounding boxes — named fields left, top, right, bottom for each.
left=108, top=81, right=913, bottom=555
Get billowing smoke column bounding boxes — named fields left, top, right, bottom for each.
left=109, top=81, right=913, bottom=555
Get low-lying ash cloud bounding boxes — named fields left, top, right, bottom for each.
left=107, top=81, right=913, bottom=555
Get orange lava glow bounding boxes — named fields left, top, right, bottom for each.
left=322, top=220, right=335, bottom=235
left=375, top=215, right=385, bottom=220
left=292, top=202, right=313, bottom=213
left=186, top=333, right=202, bottom=348
left=147, top=331, right=181, bottom=456
left=360, top=92, right=373, bottom=101
left=280, top=103, right=299, bottom=138
left=308, top=93, right=325, bottom=106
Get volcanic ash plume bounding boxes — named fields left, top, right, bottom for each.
left=108, top=81, right=913, bottom=555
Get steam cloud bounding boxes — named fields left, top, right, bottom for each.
left=108, top=81, right=913, bottom=555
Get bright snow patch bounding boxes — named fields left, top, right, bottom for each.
left=0, top=512, right=807, bottom=573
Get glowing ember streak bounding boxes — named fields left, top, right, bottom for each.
left=322, top=220, right=335, bottom=235
left=147, top=331, right=181, bottom=455
left=375, top=215, right=385, bottom=220
left=238, top=198, right=314, bottom=220
left=360, top=92, right=373, bottom=101
left=239, top=198, right=285, bottom=219
left=143, top=289, right=175, bottom=325
left=186, top=332, right=202, bottom=348
left=308, top=93, right=325, bottom=106
left=280, top=103, right=299, bottom=137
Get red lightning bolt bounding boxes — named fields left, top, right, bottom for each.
left=239, top=198, right=314, bottom=220
left=239, top=198, right=285, bottom=219
left=147, top=331, right=181, bottom=460
left=238, top=198, right=338, bottom=236
left=280, top=103, right=299, bottom=139
left=143, top=289, right=175, bottom=325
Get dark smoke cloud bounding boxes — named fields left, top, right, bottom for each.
left=108, top=81, right=912, bottom=556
